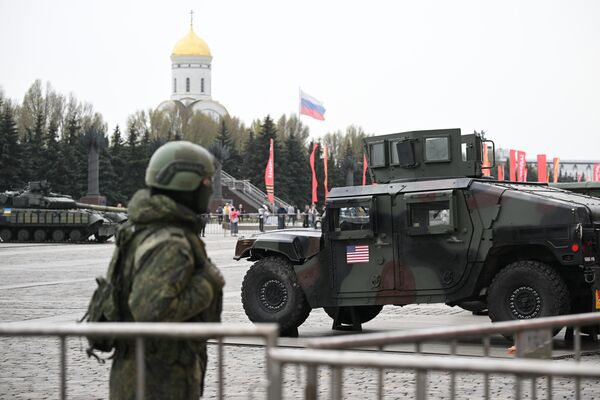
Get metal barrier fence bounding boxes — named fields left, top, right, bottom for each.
left=202, top=213, right=313, bottom=236
left=0, top=322, right=279, bottom=400
left=274, top=312, right=600, bottom=400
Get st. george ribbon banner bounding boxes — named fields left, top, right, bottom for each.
left=310, top=143, right=318, bottom=203
left=265, top=138, right=274, bottom=204
left=323, top=144, right=329, bottom=200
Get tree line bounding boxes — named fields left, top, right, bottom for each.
left=0, top=80, right=371, bottom=208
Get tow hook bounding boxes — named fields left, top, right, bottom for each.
left=585, top=272, right=595, bottom=284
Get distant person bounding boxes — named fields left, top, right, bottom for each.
left=238, top=204, right=244, bottom=223
left=258, top=206, right=266, bottom=232
left=277, top=205, right=287, bottom=229
left=223, top=203, right=230, bottom=223
left=309, top=203, right=318, bottom=228
left=230, top=207, right=240, bottom=236
left=287, top=204, right=295, bottom=225
left=106, top=141, right=224, bottom=399
left=302, top=204, right=310, bottom=228
left=216, top=205, right=223, bottom=224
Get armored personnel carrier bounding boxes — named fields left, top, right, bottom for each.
left=0, top=181, right=127, bottom=243
left=235, top=129, right=600, bottom=335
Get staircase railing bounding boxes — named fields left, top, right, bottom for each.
left=221, top=170, right=291, bottom=210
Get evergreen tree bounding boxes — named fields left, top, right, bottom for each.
left=241, top=129, right=258, bottom=182
left=216, top=118, right=242, bottom=177
left=108, top=125, right=128, bottom=203
left=280, top=130, right=310, bottom=207
left=0, top=102, right=22, bottom=190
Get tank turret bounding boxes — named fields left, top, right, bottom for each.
left=363, top=128, right=495, bottom=183
left=0, top=181, right=127, bottom=243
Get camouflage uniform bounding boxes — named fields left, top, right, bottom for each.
left=108, top=188, right=224, bottom=400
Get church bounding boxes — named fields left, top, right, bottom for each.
left=158, top=18, right=228, bottom=120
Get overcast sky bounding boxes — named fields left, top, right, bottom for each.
left=1, top=0, right=599, bottom=160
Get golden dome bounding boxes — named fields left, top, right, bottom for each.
left=172, top=28, right=211, bottom=57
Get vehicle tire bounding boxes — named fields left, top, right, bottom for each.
left=456, top=300, right=487, bottom=314
left=51, top=230, right=65, bottom=242
left=488, top=260, right=570, bottom=335
left=241, top=256, right=311, bottom=333
left=69, top=229, right=83, bottom=242
left=324, top=305, right=383, bottom=325
left=17, top=229, right=30, bottom=242
left=94, top=234, right=111, bottom=243
left=0, top=228, right=12, bottom=242
left=33, top=229, right=47, bottom=242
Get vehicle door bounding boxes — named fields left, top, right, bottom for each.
left=328, top=195, right=396, bottom=298
left=396, top=189, right=473, bottom=292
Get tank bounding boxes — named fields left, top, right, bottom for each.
left=0, top=181, right=127, bottom=243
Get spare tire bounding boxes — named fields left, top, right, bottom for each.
left=241, top=256, right=311, bottom=333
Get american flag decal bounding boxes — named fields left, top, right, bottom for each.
left=346, top=244, right=369, bottom=264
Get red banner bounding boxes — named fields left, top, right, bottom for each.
left=537, top=154, right=547, bottom=183
left=517, top=151, right=527, bottom=182
left=264, top=138, right=274, bottom=204
left=323, top=144, right=329, bottom=200
left=553, top=157, right=560, bottom=183
left=594, top=164, right=600, bottom=181
left=509, top=150, right=517, bottom=181
left=497, top=164, right=505, bottom=181
left=482, top=144, right=491, bottom=177
left=362, top=154, right=368, bottom=185
left=310, top=143, right=318, bottom=203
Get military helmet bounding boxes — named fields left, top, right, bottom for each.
left=145, top=141, right=215, bottom=191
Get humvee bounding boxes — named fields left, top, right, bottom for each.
left=234, top=129, right=600, bottom=335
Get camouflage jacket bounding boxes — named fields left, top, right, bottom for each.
left=109, top=189, right=224, bottom=358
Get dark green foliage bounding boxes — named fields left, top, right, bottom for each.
left=0, top=82, right=379, bottom=207
left=0, top=102, right=22, bottom=190
left=279, top=130, right=310, bottom=207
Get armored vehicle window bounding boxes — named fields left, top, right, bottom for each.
left=425, top=137, right=450, bottom=162
left=335, top=206, right=370, bottom=231
left=405, top=190, right=455, bottom=235
left=369, top=142, right=386, bottom=167
left=392, top=140, right=417, bottom=168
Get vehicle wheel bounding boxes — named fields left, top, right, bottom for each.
left=0, top=228, right=12, bottom=242
left=324, top=305, right=383, bottom=325
left=488, top=260, right=570, bottom=336
left=33, top=229, right=47, bottom=242
left=69, top=229, right=82, bottom=242
left=456, top=300, right=487, bottom=314
left=241, top=256, right=311, bottom=333
left=17, top=229, right=30, bottom=242
left=94, top=234, right=111, bottom=243
left=51, top=230, right=65, bottom=242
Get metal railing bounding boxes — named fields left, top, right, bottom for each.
left=281, top=312, right=600, bottom=400
left=221, top=170, right=291, bottom=210
left=0, top=322, right=278, bottom=400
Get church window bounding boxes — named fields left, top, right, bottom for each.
left=201, top=78, right=205, bottom=93
left=186, top=78, right=190, bottom=92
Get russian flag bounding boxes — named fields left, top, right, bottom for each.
left=299, top=90, right=326, bottom=121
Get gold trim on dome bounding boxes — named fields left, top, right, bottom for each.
left=172, top=28, right=211, bottom=57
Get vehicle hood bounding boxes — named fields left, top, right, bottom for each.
left=235, top=229, right=322, bottom=262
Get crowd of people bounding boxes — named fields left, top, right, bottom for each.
left=212, top=202, right=323, bottom=233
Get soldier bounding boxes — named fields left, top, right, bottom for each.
left=108, top=141, right=225, bottom=399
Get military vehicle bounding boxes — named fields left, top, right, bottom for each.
left=234, top=129, right=600, bottom=335
left=0, top=181, right=127, bottom=243
left=551, top=182, right=600, bottom=198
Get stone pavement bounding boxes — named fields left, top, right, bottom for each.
left=1, top=235, right=600, bottom=399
